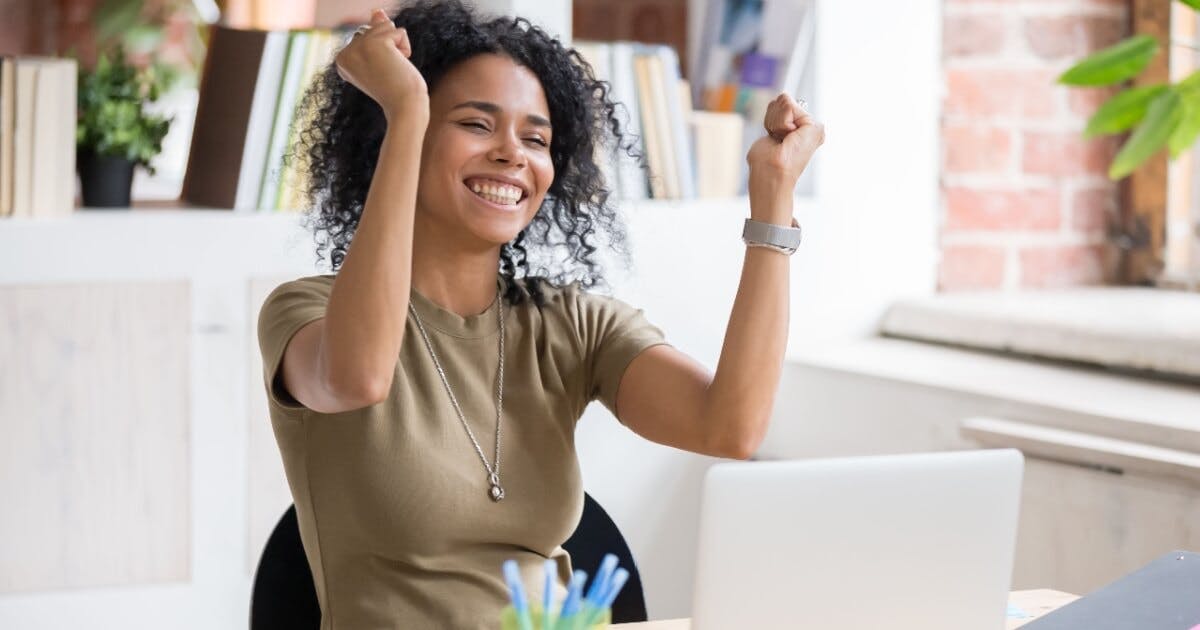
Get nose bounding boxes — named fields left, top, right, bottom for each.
left=487, top=130, right=526, bottom=167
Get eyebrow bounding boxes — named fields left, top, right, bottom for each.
left=450, top=100, right=552, bottom=129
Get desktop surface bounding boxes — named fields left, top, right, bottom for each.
left=612, top=589, right=1079, bottom=628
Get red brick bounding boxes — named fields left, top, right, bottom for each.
left=945, top=187, right=1061, bottom=232
left=1023, top=15, right=1128, bottom=60
left=1019, top=245, right=1107, bottom=287
left=944, top=125, right=1013, bottom=174
left=944, top=14, right=1007, bottom=58
left=1022, top=132, right=1118, bottom=176
left=940, top=245, right=1007, bottom=291
left=1071, top=187, right=1118, bottom=232
left=945, top=69, right=1058, bottom=119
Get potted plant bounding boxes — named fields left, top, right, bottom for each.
left=75, top=49, right=172, bottom=208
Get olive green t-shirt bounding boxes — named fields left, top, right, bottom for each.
left=257, top=274, right=668, bottom=629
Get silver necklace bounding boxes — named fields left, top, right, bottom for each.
left=408, top=293, right=506, bottom=502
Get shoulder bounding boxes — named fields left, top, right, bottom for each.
left=257, top=274, right=336, bottom=337
left=264, top=274, right=336, bottom=304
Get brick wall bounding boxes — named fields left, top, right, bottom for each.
left=940, top=0, right=1130, bottom=290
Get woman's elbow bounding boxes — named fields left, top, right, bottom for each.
left=325, top=370, right=392, bottom=410
left=708, top=415, right=768, bottom=460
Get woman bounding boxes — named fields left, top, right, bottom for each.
left=257, top=1, right=823, bottom=627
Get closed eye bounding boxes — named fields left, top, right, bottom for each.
left=460, top=121, right=490, bottom=132
left=525, top=136, right=548, bottom=147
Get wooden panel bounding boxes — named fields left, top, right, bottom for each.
left=1124, top=0, right=1172, bottom=284
left=0, top=281, right=191, bottom=592
left=245, top=275, right=302, bottom=572
left=1013, top=457, right=1200, bottom=594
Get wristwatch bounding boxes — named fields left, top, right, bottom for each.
left=742, top=218, right=802, bottom=255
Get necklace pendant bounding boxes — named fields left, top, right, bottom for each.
left=489, top=472, right=505, bottom=502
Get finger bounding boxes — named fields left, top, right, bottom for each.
left=783, top=121, right=825, bottom=154
left=370, top=8, right=391, bottom=24
left=789, top=100, right=811, bottom=126
left=764, top=101, right=796, bottom=139
left=393, top=27, right=412, bottom=57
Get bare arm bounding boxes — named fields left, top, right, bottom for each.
left=616, top=94, right=823, bottom=458
left=279, top=10, right=429, bottom=413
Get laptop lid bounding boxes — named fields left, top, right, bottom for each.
left=691, top=449, right=1024, bottom=630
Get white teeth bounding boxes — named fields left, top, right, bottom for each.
left=468, top=179, right=523, bottom=205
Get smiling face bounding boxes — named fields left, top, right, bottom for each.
left=415, top=53, right=554, bottom=250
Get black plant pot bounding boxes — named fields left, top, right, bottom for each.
left=78, top=150, right=136, bottom=208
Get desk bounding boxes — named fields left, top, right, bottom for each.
left=612, top=589, right=1079, bottom=628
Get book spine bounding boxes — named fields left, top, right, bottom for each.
left=234, top=30, right=289, bottom=212
left=609, top=43, right=647, bottom=201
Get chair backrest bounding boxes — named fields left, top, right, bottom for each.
left=564, top=493, right=649, bottom=623
left=250, top=493, right=648, bottom=629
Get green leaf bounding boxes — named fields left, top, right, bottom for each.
left=1178, top=0, right=1200, bottom=10
left=1085, top=85, right=1168, bottom=137
left=1178, top=69, right=1200, bottom=101
left=1110, top=89, right=1185, bottom=179
left=1059, top=35, right=1159, bottom=86
left=1168, top=95, right=1200, bottom=158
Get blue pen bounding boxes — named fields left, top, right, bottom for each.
left=542, top=559, right=556, bottom=630
left=579, top=554, right=618, bottom=626
left=584, top=568, right=630, bottom=626
left=503, top=560, right=534, bottom=630
left=584, top=554, right=618, bottom=605
left=555, top=570, right=587, bottom=630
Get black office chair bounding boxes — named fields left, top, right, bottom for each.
left=250, top=493, right=649, bottom=629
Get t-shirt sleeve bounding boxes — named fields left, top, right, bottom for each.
left=257, top=277, right=332, bottom=415
left=572, top=287, right=670, bottom=419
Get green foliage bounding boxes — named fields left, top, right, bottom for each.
left=1059, top=0, right=1200, bottom=179
left=1059, top=35, right=1159, bottom=86
left=76, top=50, right=172, bottom=171
left=1084, top=85, right=1168, bottom=137
left=92, top=0, right=209, bottom=89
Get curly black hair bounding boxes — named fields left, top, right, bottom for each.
left=288, top=0, right=639, bottom=306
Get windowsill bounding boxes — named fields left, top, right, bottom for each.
left=880, top=288, right=1200, bottom=382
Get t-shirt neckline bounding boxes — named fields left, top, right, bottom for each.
left=408, top=274, right=510, bottom=339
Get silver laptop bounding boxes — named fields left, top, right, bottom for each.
left=691, top=449, right=1024, bottom=630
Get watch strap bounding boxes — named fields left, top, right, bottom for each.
left=742, top=218, right=802, bottom=254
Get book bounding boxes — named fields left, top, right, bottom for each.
left=641, top=49, right=679, bottom=199
left=694, top=0, right=816, bottom=112
left=608, top=42, right=648, bottom=201
left=277, top=29, right=341, bottom=212
left=235, top=30, right=288, bottom=211
left=182, top=26, right=288, bottom=210
left=257, top=30, right=311, bottom=211
left=654, top=45, right=696, bottom=199
left=632, top=52, right=667, bottom=199
left=1022, top=550, right=1200, bottom=629
left=571, top=41, right=621, bottom=201
left=689, top=110, right=742, bottom=198
left=11, top=59, right=37, bottom=218
left=51, top=60, right=77, bottom=217
left=0, top=57, right=14, bottom=217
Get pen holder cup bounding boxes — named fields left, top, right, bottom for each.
left=500, top=605, right=611, bottom=629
